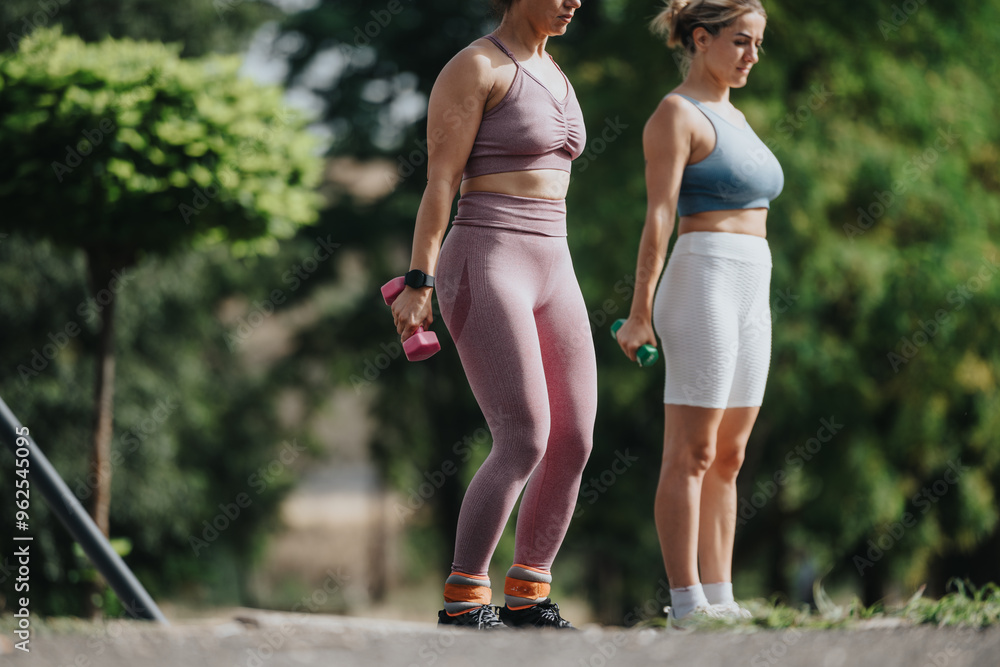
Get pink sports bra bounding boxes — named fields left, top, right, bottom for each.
left=462, top=35, right=586, bottom=180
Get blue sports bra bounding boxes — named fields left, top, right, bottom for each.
left=671, top=94, right=783, bottom=217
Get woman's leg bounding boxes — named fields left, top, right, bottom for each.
left=436, top=227, right=553, bottom=579
left=656, top=403, right=725, bottom=588
left=698, top=406, right=760, bottom=586
left=652, top=233, right=771, bottom=616
left=700, top=239, right=771, bottom=593
left=512, top=247, right=597, bottom=572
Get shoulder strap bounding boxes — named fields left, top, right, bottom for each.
left=670, top=92, right=727, bottom=125
left=669, top=93, right=750, bottom=130
left=669, top=92, right=704, bottom=110
left=485, top=34, right=518, bottom=63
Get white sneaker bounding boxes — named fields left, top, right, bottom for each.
left=710, top=601, right=752, bottom=620
left=663, top=604, right=729, bottom=629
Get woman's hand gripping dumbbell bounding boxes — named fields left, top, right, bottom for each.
left=612, top=318, right=659, bottom=368
left=382, top=275, right=441, bottom=361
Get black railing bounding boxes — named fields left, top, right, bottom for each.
left=0, top=396, right=168, bottom=623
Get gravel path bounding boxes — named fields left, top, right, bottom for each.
left=4, top=610, right=998, bottom=667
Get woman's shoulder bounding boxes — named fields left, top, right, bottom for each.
left=443, top=37, right=511, bottom=73
left=648, top=91, right=703, bottom=131
left=659, top=90, right=702, bottom=112
left=434, top=38, right=510, bottom=94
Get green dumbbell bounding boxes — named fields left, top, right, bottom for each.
left=611, top=319, right=659, bottom=368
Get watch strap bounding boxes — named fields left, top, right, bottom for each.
left=404, top=269, right=435, bottom=289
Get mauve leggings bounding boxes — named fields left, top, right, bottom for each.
left=435, top=191, right=597, bottom=576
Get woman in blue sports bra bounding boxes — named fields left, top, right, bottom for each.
left=614, top=0, right=782, bottom=626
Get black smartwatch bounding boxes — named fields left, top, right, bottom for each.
left=404, top=269, right=435, bottom=289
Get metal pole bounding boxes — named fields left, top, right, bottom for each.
left=0, top=396, right=168, bottom=623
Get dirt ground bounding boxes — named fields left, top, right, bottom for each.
left=3, top=609, right=998, bottom=667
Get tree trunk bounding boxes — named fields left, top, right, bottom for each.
left=84, top=247, right=126, bottom=617
left=861, top=560, right=885, bottom=607
left=89, top=276, right=116, bottom=539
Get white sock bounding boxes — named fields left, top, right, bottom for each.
left=669, top=584, right=708, bottom=618
left=703, top=582, right=734, bottom=605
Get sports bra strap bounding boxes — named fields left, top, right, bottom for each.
left=485, top=34, right=518, bottom=63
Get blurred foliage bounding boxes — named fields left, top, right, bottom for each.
left=0, top=235, right=323, bottom=615
left=0, top=24, right=326, bottom=616
left=272, top=0, right=1000, bottom=621
left=2, top=0, right=999, bottom=622
left=1, top=0, right=278, bottom=58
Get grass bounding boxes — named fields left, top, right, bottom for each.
left=639, top=580, right=1000, bottom=631
left=900, top=581, right=1000, bottom=628
left=4, top=580, right=999, bottom=635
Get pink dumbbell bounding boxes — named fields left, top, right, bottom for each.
left=380, top=276, right=441, bottom=361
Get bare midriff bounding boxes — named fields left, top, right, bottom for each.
left=679, top=207, right=768, bottom=238
left=460, top=169, right=571, bottom=201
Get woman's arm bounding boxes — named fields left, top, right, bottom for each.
left=391, top=46, right=495, bottom=340
left=616, top=96, right=691, bottom=361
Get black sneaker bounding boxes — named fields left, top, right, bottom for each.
left=499, top=599, right=575, bottom=629
left=437, top=605, right=508, bottom=629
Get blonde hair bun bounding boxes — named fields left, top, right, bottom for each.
left=650, top=0, right=767, bottom=54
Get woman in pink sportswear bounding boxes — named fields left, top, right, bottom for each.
left=389, top=0, right=594, bottom=630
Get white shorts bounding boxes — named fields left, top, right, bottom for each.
left=653, top=232, right=772, bottom=408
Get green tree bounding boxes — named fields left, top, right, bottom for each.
left=0, top=26, right=323, bottom=612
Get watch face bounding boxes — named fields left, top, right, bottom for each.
left=405, top=270, right=427, bottom=288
